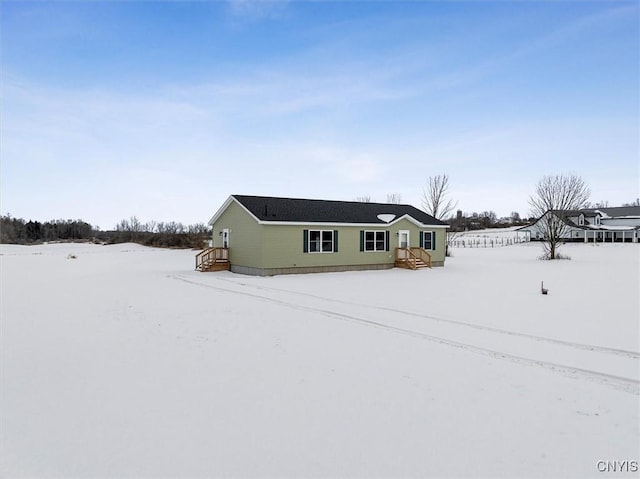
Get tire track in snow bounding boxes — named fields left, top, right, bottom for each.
left=210, top=275, right=639, bottom=359
left=169, top=274, right=639, bottom=395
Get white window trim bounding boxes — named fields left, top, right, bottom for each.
left=308, top=229, right=335, bottom=253
left=364, top=230, right=387, bottom=252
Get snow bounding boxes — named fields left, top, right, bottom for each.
left=1, top=241, right=638, bottom=477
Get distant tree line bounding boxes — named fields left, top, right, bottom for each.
left=0, top=214, right=211, bottom=249
left=111, top=216, right=210, bottom=248
left=0, top=216, right=94, bottom=244
left=446, top=210, right=532, bottom=232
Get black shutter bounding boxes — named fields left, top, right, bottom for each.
left=419, top=231, right=424, bottom=249
left=432, top=231, right=436, bottom=250
left=385, top=231, right=390, bottom=251
left=303, top=229, right=309, bottom=253
left=333, top=230, right=338, bottom=252
left=360, top=230, right=364, bottom=252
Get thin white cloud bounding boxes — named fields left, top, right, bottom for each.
left=226, top=0, right=290, bottom=22
left=306, top=147, right=386, bottom=184
left=165, top=61, right=413, bottom=119
left=454, top=4, right=639, bottom=90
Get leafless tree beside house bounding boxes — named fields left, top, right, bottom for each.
left=422, top=174, right=457, bottom=221
left=422, top=174, right=458, bottom=256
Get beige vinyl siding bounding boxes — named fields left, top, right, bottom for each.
left=261, top=225, right=394, bottom=269
left=211, top=200, right=263, bottom=269
left=431, top=228, right=446, bottom=264
left=387, top=218, right=446, bottom=264
left=261, top=219, right=447, bottom=269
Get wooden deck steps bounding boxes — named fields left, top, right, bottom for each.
left=195, top=247, right=230, bottom=272
left=395, top=258, right=430, bottom=269
left=395, top=247, right=432, bottom=270
left=198, top=260, right=230, bottom=272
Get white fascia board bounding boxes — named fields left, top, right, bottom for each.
left=208, top=196, right=234, bottom=225
left=391, top=214, right=450, bottom=229
left=598, top=225, right=636, bottom=231
left=257, top=214, right=449, bottom=229
left=582, top=225, right=635, bottom=231
left=208, top=195, right=261, bottom=225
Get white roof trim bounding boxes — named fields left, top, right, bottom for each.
left=586, top=225, right=637, bottom=231
left=208, top=196, right=261, bottom=225
left=257, top=213, right=448, bottom=228
left=256, top=220, right=450, bottom=228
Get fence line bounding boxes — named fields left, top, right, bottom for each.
left=449, top=236, right=530, bottom=248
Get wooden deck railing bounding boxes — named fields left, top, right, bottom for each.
left=195, top=247, right=229, bottom=272
left=395, top=247, right=432, bottom=269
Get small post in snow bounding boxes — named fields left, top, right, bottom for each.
left=541, top=281, right=548, bottom=295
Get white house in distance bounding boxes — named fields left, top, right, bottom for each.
left=517, top=206, right=640, bottom=243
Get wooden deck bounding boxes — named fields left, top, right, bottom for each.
left=195, top=247, right=230, bottom=272
left=395, top=247, right=432, bottom=270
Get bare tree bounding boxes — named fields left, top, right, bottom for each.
left=354, top=195, right=372, bottom=203
left=529, top=173, right=590, bottom=260
left=422, top=174, right=457, bottom=220
left=386, top=193, right=402, bottom=204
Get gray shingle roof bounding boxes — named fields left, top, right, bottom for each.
left=232, top=195, right=448, bottom=226
left=581, top=206, right=640, bottom=217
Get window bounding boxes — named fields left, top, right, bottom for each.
left=304, top=230, right=337, bottom=253
left=595, top=215, right=601, bottom=226
left=578, top=214, right=585, bottom=226
left=364, top=231, right=387, bottom=251
left=360, top=230, right=388, bottom=252
left=421, top=231, right=436, bottom=250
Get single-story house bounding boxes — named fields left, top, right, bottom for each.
left=517, top=206, right=640, bottom=243
left=196, top=194, right=449, bottom=275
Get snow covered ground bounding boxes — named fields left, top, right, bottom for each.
left=1, top=241, right=638, bottom=477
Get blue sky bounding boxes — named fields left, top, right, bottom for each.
left=1, top=1, right=638, bottom=229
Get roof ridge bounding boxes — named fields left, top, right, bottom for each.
left=233, top=194, right=415, bottom=208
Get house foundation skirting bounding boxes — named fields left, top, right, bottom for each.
left=230, top=262, right=444, bottom=276
left=231, top=263, right=394, bottom=276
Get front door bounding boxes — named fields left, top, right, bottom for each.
left=222, top=228, right=230, bottom=248
left=398, top=230, right=410, bottom=249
